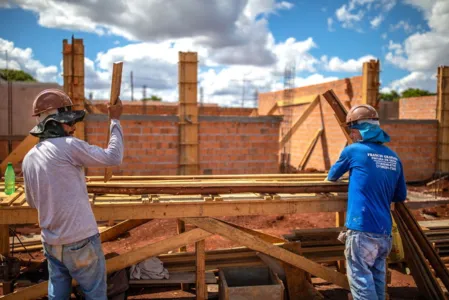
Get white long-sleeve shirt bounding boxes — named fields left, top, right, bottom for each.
left=22, top=120, right=124, bottom=245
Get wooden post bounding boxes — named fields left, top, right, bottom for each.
left=195, top=240, right=207, bottom=300
left=62, top=37, right=85, bottom=141
left=362, top=59, right=380, bottom=108
left=0, top=224, right=13, bottom=294
left=178, top=52, right=199, bottom=291
left=437, top=66, right=449, bottom=173
left=336, top=212, right=346, bottom=274
left=178, top=51, right=199, bottom=175
left=281, top=242, right=316, bottom=300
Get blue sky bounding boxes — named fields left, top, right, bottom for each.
left=0, top=0, right=447, bottom=106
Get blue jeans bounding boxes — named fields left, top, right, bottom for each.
left=43, top=233, right=107, bottom=300
left=345, top=230, right=392, bottom=300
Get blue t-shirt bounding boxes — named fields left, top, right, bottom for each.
left=328, top=142, right=407, bottom=235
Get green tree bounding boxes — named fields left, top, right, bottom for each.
left=379, top=90, right=400, bottom=102
left=142, top=95, right=162, bottom=101
left=0, top=69, right=36, bottom=82
left=401, top=88, right=435, bottom=98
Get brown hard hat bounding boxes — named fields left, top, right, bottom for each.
left=346, top=104, right=379, bottom=125
left=32, top=89, right=74, bottom=116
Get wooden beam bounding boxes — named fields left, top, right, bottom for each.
left=0, top=228, right=213, bottom=300
left=183, top=217, right=350, bottom=289
left=0, top=188, right=24, bottom=206
left=437, top=66, right=449, bottom=172
left=178, top=51, right=199, bottom=176
left=298, top=128, right=323, bottom=170
left=362, top=59, right=380, bottom=108
left=100, top=219, right=149, bottom=243
left=281, top=242, right=317, bottom=300
left=177, top=219, right=188, bottom=252
left=0, top=135, right=38, bottom=174
left=104, top=61, right=123, bottom=182
left=277, top=94, right=319, bottom=107
left=86, top=180, right=348, bottom=195
left=196, top=240, right=207, bottom=300
left=219, top=219, right=285, bottom=244
left=279, top=96, right=320, bottom=149
left=0, top=195, right=349, bottom=225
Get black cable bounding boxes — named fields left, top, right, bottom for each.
left=9, top=227, right=34, bottom=259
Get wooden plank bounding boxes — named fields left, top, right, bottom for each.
left=100, top=219, right=149, bottom=243
left=1, top=228, right=213, bottom=300
left=0, top=189, right=24, bottom=206
left=298, top=128, right=323, bottom=170
left=129, top=272, right=216, bottom=285
left=0, top=224, right=9, bottom=256
left=86, top=180, right=348, bottom=195
left=104, top=61, right=123, bottom=182
left=362, top=59, right=380, bottom=107
left=0, top=195, right=348, bottom=225
left=183, top=217, right=350, bottom=289
left=0, top=135, right=38, bottom=174
left=177, top=219, right=187, bottom=252
left=178, top=51, right=199, bottom=176
left=196, top=239, right=207, bottom=300
left=336, top=211, right=346, bottom=274
left=88, top=173, right=331, bottom=181
left=219, top=219, right=285, bottom=244
left=279, top=96, right=320, bottom=149
left=12, top=193, right=26, bottom=206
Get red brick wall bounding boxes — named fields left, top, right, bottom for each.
left=399, top=96, right=437, bottom=120
left=382, top=120, right=437, bottom=182
left=85, top=115, right=281, bottom=176
left=92, top=101, right=254, bottom=117
left=199, top=116, right=280, bottom=174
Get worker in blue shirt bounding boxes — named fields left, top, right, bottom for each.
left=327, top=104, right=407, bottom=300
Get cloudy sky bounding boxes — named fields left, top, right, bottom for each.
left=0, top=0, right=448, bottom=107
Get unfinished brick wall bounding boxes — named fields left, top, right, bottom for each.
left=258, top=76, right=438, bottom=181
left=92, top=101, right=255, bottom=117
left=399, top=96, right=437, bottom=120
left=259, top=76, right=363, bottom=172
left=199, top=116, right=280, bottom=174
left=85, top=115, right=281, bottom=176
left=382, top=120, right=437, bottom=182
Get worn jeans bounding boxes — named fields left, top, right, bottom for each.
left=43, top=233, right=107, bottom=300
left=345, top=230, right=392, bottom=300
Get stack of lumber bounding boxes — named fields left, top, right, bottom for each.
left=392, top=203, right=449, bottom=299
left=154, top=244, right=344, bottom=273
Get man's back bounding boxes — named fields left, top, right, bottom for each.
left=328, top=142, right=407, bottom=235
left=23, top=137, right=98, bottom=245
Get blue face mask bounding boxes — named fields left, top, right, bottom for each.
left=350, top=122, right=390, bottom=144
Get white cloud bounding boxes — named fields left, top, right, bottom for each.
left=370, top=15, right=383, bottom=28
left=0, top=38, right=59, bottom=82
left=383, top=0, right=448, bottom=92
left=390, top=71, right=436, bottom=92
left=327, top=17, right=335, bottom=32
left=321, top=55, right=376, bottom=72
left=390, top=20, right=414, bottom=33
left=335, top=0, right=395, bottom=30
left=9, top=0, right=294, bottom=68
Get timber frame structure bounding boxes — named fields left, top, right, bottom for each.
left=1, top=38, right=449, bottom=299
